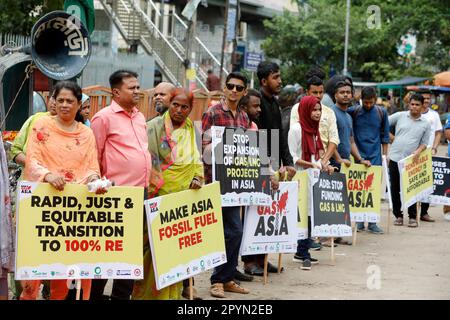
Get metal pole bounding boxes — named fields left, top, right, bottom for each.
left=220, top=0, right=230, bottom=85
left=184, top=8, right=197, bottom=88
left=343, top=0, right=350, bottom=75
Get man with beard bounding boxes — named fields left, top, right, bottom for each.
left=348, top=87, right=389, bottom=234
left=153, top=82, right=176, bottom=116
left=246, top=61, right=292, bottom=275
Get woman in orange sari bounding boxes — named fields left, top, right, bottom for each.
left=20, top=81, right=102, bottom=300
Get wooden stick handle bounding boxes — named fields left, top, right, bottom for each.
left=417, top=202, right=420, bottom=226
left=263, top=254, right=268, bottom=285
left=189, top=277, right=193, bottom=300
left=387, top=207, right=391, bottom=234
left=331, top=237, right=335, bottom=264
left=75, top=279, right=81, bottom=301
left=277, top=254, right=282, bottom=274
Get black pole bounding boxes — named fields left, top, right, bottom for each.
left=219, top=0, right=229, bottom=85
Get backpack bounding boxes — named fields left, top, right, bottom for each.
left=351, top=104, right=385, bottom=136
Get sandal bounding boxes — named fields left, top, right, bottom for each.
left=210, top=283, right=225, bottom=298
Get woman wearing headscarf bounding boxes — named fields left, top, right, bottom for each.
left=132, top=88, right=203, bottom=300
left=20, top=81, right=104, bottom=300
left=288, top=95, right=324, bottom=271
left=288, top=95, right=324, bottom=171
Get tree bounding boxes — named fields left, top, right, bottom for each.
left=262, top=0, right=449, bottom=84
left=0, top=0, right=64, bottom=36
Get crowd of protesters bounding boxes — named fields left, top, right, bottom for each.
left=1, top=62, right=449, bottom=301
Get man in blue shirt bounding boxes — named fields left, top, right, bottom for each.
left=330, top=81, right=371, bottom=245
left=348, top=87, right=389, bottom=234
left=330, top=81, right=371, bottom=170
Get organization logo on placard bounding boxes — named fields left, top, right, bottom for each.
left=94, top=266, right=102, bottom=275
left=116, top=270, right=131, bottom=276
left=149, top=202, right=159, bottom=213
left=20, top=184, right=32, bottom=194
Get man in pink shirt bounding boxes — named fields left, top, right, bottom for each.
left=90, top=70, right=151, bottom=300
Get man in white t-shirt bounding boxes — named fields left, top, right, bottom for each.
left=418, top=91, right=443, bottom=222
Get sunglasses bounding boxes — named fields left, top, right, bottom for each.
left=226, top=83, right=245, bottom=92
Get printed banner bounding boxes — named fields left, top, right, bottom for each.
left=15, top=181, right=144, bottom=280
left=211, top=126, right=271, bottom=206
left=421, top=157, right=450, bottom=205
left=240, top=182, right=299, bottom=255
left=145, top=182, right=226, bottom=290
left=293, top=171, right=309, bottom=240
left=398, top=148, right=434, bottom=210
left=311, top=172, right=352, bottom=237
left=341, top=164, right=382, bottom=223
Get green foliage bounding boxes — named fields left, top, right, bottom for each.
left=263, top=0, right=449, bottom=84
left=0, top=0, right=64, bottom=36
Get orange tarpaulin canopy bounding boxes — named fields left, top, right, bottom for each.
left=434, top=71, right=450, bottom=87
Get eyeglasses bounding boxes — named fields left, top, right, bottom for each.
left=226, top=83, right=245, bottom=92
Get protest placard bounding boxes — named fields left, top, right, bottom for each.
left=311, top=172, right=352, bottom=237
left=211, top=126, right=271, bottom=206
left=240, top=181, right=298, bottom=256
left=341, top=164, right=382, bottom=223
left=292, top=171, right=309, bottom=240
left=398, top=148, right=434, bottom=210
left=145, top=182, right=226, bottom=290
left=420, top=156, right=450, bottom=205
left=15, top=181, right=144, bottom=280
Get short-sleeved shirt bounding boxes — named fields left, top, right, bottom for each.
left=421, top=108, right=443, bottom=147
left=348, top=105, right=390, bottom=166
left=91, top=101, right=151, bottom=188
left=332, top=104, right=353, bottom=160
left=388, top=111, right=431, bottom=162
left=201, top=100, right=250, bottom=183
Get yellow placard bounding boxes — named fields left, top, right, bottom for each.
left=399, top=148, right=434, bottom=209
left=15, top=181, right=144, bottom=280
left=293, top=171, right=309, bottom=239
left=186, top=68, right=197, bottom=81
left=145, top=182, right=226, bottom=290
left=341, top=164, right=382, bottom=222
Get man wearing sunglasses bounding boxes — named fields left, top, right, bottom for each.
left=202, top=72, right=251, bottom=298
